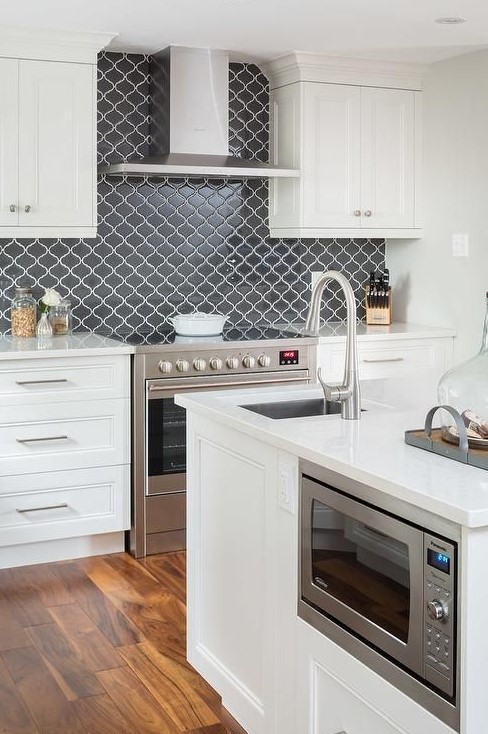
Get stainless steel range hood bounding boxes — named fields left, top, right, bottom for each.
left=98, top=46, right=299, bottom=180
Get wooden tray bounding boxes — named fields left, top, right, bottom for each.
left=404, top=405, right=488, bottom=471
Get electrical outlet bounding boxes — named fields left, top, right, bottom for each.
left=278, top=456, right=297, bottom=514
left=311, top=270, right=323, bottom=289
left=452, top=233, right=469, bottom=257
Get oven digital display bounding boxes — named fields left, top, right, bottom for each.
left=280, top=349, right=299, bottom=366
left=427, top=548, right=451, bottom=575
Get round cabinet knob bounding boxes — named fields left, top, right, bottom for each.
left=258, top=354, right=271, bottom=368
left=427, top=599, right=447, bottom=621
left=353, top=210, right=361, bottom=217
left=242, top=355, right=256, bottom=369
left=176, top=359, right=189, bottom=373
left=226, top=356, right=239, bottom=370
left=193, top=358, right=206, bottom=372
left=9, top=204, right=16, bottom=213
left=364, top=210, right=372, bottom=217
left=24, top=205, right=31, bottom=213
left=158, top=360, right=173, bottom=374
left=209, top=357, right=223, bottom=371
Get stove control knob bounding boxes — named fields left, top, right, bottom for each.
left=427, top=599, right=447, bottom=622
left=193, top=358, right=206, bottom=372
left=176, top=359, right=190, bottom=373
left=226, top=356, right=239, bottom=370
left=242, top=355, right=256, bottom=369
left=209, top=357, right=223, bottom=371
left=158, top=360, right=173, bottom=374
left=258, top=354, right=271, bottom=368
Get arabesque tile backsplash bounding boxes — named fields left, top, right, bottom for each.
left=0, top=52, right=385, bottom=334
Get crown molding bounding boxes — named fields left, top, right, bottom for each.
left=264, top=51, right=428, bottom=91
left=0, top=26, right=118, bottom=64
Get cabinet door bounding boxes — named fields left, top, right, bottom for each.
left=360, top=88, right=416, bottom=228
left=302, top=83, right=361, bottom=228
left=0, top=59, right=18, bottom=227
left=269, top=83, right=302, bottom=229
left=18, top=60, right=95, bottom=228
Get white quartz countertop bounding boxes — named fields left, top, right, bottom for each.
left=0, top=332, right=134, bottom=359
left=310, top=321, right=456, bottom=342
left=177, top=380, right=488, bottom=528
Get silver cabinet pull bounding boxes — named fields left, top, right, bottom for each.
left=16, top=435, right=69, bottom=444
left=24, top=204, right=31, bottom=213
left=17, top=503, right=68, bottom=514
left=353, top=210, right=361, bottom=217
left=9, top=204, right=16, bottom=212
left=15, top=378, right=68, bottom=386
left=332, top=731, right=347, bottom=734
left=362, top=357, right=404, bottom=363
left=363, top=209, right=372, bottom=217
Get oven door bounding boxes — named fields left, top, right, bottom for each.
left=301, top=475, right=424, bottom=676
left=146, top=370, right=310, bottom=496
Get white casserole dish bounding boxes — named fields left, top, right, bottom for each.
left=169, top=312, right=228, bottom=336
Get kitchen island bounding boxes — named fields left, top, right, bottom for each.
left=177, top=382, right=488, bottom=734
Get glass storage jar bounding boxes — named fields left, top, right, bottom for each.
left=438, top=291, right=488, bottom=446
left=49, top=299, right=71, bottom=335
left=11, top=286, right=36, bottom=337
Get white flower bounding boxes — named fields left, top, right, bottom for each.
left=41, top=288, right=62, bottom=307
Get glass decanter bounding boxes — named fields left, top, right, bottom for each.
left=438, top=292, right=488, bottom=444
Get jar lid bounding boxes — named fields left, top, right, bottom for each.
left=58, top=299, right=71, bottom=307
left=14, top=286, right=32, bottom=294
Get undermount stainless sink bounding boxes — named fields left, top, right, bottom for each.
left=241, top=398, right=343, bottom=420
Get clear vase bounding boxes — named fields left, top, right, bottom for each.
left=36, top=311, right=53, bottom=338
left=438, top=293, right=488, bottom=445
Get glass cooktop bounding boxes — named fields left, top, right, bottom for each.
left=107, top=324, right=306, bottom=346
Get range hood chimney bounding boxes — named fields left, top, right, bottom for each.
left=98, top=46, right=299, bottom=179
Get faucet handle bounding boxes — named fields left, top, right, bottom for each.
left=317, top=367, right=348, bottom=402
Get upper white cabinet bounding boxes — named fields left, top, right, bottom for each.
left=265, top=53, right=425, bottom=239
left=0, top=27, right=116, bottom=239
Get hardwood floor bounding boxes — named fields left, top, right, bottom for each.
left=0, top=552, right=247, bottom=734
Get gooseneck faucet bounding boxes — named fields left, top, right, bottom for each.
left=304, top=270, right=361, bottom=420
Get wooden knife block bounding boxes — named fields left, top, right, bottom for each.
left=365, top=286, right=392, bottom=325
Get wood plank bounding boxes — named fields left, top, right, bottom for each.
left=139, top=552, right=186, bottom=604
left=0, top=656, right=40, bottom=734
left=72, top=694, right=136, bottom=734
left=1, top=646, right=86, bottom=734
left=47, top=604, right=124, bottom=672
left=0, top=590, right=31, bottom=652
left=97, top=666, right=180, bottom=734
left=25, top=623, right=105, bottom=701
left=0, top=568, right=53, bottom=627
left=52, top=562, right=142, bottom=648
left=119, top=642, right=219, bottom=730
left=14, top=563, right=75, bottom=608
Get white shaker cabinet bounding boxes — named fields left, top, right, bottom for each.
left=266, top=53, right=425, bottom=239
left=0, top=27, right=115, bottom=239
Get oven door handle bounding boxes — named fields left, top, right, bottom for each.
left=148, top=375, right=311, bottom=393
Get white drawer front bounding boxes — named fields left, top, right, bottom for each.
left=0, top=355, right=129, bottom=405
left=319, top=339, right=444, bottom=381
left=0, top=399, right=129, bottom=476
left=0, top=465, right=130, bottom=546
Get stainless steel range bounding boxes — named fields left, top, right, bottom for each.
left=112, top=326, right=317, bottom=557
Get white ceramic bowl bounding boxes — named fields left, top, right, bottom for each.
left=169, top=312, right=228, bottom=336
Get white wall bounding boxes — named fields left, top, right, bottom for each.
left=386, top=49, right=488, bottom=365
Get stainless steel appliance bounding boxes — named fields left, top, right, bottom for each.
left=113, top=326, right=317, bottom=557
left=299, top=460, right=461, bottom=731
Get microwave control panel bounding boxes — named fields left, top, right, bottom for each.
left=424, top=534, right=457, bottom=699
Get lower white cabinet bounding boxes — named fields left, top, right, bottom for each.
left=0, top=353, right=131, bottom=566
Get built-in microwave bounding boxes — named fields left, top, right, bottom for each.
left=299, top=460, right=461, bottom=732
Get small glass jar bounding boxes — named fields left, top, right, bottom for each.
left=11, top=286, right=37, bottom=337
left=49, top=299, right=72, bottom=336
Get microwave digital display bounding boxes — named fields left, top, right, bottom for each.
left=427, top=548, right=451, bottom=575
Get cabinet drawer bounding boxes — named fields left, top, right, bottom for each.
left=0, top=356, right=129, bottom=406
left=0, top=465, right=129, bottom=546
left=0, top=399, right=129, bottom=477
left=319, top=339, right=443, bottom=381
